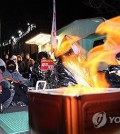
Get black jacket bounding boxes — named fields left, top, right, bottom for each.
left=105, top=65, right=120, bottom=88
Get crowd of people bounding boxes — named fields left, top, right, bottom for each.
left=0, top=51, right=54, bottom=112
left=0, top=48, right=81, bottom=112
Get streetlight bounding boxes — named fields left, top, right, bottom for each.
left=11, top=36, right=16, bottom=43
left=27, top=22, right=30, bottom=26
left=27, top=22, right=36, bottom=32
left=18, top=30, right=23, bottom=37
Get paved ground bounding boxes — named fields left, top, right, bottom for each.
left=0, top=105, right=29, bottom=134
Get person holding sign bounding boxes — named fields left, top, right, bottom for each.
left=32, top=51, right=55, bottom=88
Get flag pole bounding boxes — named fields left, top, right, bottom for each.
left=50, top=0, right=57, bottom=54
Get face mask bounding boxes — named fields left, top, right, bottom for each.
left=8, top=66, right=16, bottom=73
left=0, top=66, right=5, bottom=72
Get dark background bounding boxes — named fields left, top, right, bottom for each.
left=1, top=0, right=120, bottom=42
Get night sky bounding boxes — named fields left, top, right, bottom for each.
left=1, top=0, right=120, bottom=42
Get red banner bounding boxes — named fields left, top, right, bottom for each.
left=41, top=59, right=54, bottom=71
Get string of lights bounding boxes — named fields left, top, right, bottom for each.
left=1, top=23, right=36, bottom=47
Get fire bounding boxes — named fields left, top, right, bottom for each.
left=53, top=16, right=120, bottom=94
left=85, top=45, right=117, bottom=88
left=63, top=85, right=106, bottom=95
left=53, top=35, right=80, bottom=57
left=96, top=16, right=120, bottom=45
left=62, top=53, right=90, bottom=86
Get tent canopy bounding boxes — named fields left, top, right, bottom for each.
left=25, top=33, right=51, bottom=46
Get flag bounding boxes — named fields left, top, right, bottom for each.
left=50, top=0, right=57, bottom=50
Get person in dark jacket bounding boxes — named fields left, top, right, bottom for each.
left=2, top=60, right=31, bottom=106
left=17, top=55, right=25, bottom=75
left=105, top=52, right=120, bottom=88
left=32, top=51, right=50, bottom=87
left=0, top=59, right=14, bottom=110
left=22, top=53, right=35, bottom=78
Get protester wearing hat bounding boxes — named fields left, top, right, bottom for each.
left=2, top=60, right=32, bottom=106
left=0, top=58, right=14, bottom=111
left=10, top=55, right=19, bottom=72
left=32, top=51, right=51, bottom=87
left=3, top=60, right=31, bottom=86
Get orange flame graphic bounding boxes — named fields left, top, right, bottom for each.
left=53, top=16, right=120, bottom=94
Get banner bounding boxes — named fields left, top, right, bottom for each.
left=40, top=59, right=54, bottom=71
